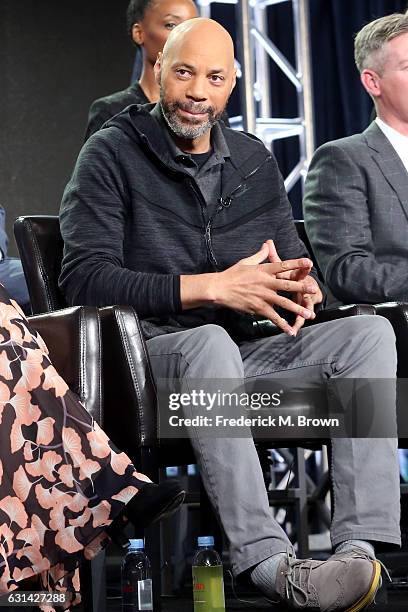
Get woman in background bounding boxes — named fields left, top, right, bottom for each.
left=85, top=0, right=198, bottom=140
left=0, top=285, right=184, bottom=609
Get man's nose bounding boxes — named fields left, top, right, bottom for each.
left=186, top=76, right=208, bottom=101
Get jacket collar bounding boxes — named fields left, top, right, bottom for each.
left=364, top=121, right=408, bottom=219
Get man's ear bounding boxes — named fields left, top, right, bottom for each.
left=132, top=23, right=144, bottom=45
left=230, top=67, right=237, bottom=95
left=154, top=52, right=163, bottom=85
left=361, top=69, right=381, bottom=98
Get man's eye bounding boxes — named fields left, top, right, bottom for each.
left=210, top=75, right=224, bottom=82
left=165, top=22, right=177, bottom=29
left=176, top=69, right=191, bottom=78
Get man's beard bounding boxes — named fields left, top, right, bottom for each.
left=160, top=88, right=223, bottom=140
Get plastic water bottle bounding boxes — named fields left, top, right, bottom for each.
left=192, top=536, right=225, bottom=611
left=121, top=539, right=153, bottom=611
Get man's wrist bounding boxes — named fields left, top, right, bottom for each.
left=180, top=273, right=219, bottom=310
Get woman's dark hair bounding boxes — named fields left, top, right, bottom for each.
left=126, top=0, right=154, bottom=38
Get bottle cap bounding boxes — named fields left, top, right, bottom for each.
left=198, top=536, right=214, bottom=547
left=128, top=538, right=144, bottom=550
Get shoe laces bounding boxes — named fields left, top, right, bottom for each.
left=284, top=546, right=315, bottom=607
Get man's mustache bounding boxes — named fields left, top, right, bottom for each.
left=172, top=101, right=215, bottom=116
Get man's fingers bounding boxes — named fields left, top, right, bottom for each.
left=240, top=242, right=269, bottom=266
left=271, top=278, right=317, bottom=294
left=266, top=239, right=281, bottom=263
left=262, top=290, right=315, bottom=319
left=292, top=265, right=312, bottom=281
left=292, top=294, right=315, bottom=336
left=264, top=240, right=313, bottom=281
left=275, top=264, right=313, bottom=281
left=260, top=304, right=296, bottom=336
left=303, top=294, right=316, bottom=311
left=292, top=315, right=306, bottom=335
left=263, top=258, right=313, bottom=275
left=274, top=271, right=292, bottom=280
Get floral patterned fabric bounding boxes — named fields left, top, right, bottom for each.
left=0, top=286, right=151, bottom=610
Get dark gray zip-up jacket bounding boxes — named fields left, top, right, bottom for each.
left=59, top=103, right=318, bottom=340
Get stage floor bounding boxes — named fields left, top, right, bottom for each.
left=104, top=592, right=408, bottom=611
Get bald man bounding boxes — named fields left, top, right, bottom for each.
left=60, top=18, right=399, bottom=611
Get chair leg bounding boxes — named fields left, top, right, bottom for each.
left=306, top=470, right=331, bottom=529
left=91, top=552, right=107, bottom=612
left=78, top=555, right=106, bottom=612
left=79, top=560, right=94, bottom=612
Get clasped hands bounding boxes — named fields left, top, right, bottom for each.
left=213, top=240, right=323, bottom=337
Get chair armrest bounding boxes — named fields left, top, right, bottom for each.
left=374, top=302, right=408, bottom=378
left=28, top=306, right=103, bottom=424
left=99, top=306, right=158, bottom=455
left=311, top=304, right=376, bottom=325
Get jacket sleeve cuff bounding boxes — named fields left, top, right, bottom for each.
left=173, top=275, right=182, bottom=312
left=311, top=269, right=327, bottom=311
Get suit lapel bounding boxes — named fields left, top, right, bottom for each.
left=364, top=122, right=408, bottom=219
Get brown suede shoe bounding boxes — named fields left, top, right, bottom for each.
left=274, top=547, right=381, bottom=611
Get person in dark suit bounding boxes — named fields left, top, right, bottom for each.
left=304, top=12, right=408, bottom=307
left=85, top=0, right=197, bottom=140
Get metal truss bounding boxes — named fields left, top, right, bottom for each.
left=197, top=0, right=315, bottom=193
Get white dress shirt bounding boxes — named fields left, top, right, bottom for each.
left=376, top=117, right=408, bottom=172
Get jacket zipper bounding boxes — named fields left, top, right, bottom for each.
left=188, top=180, right=216, bottom=268
left=204, top=156, right=271, bottom=271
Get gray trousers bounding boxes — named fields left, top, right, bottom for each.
left=146, top=315, right=400, bottom=575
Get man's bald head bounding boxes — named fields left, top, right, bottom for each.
left=162, top=18, right=235, bottom=71
left=154, top=18, right=236, bottom=148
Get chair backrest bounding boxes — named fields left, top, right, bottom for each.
left=14, top=215, right=67, bottom=314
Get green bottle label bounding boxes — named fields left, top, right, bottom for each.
left=192, top=565, right=225, bottom=611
